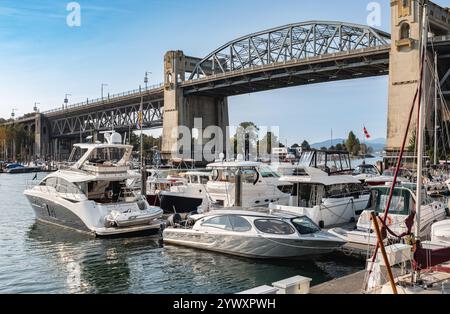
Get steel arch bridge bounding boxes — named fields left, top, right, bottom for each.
left=189, top=21, right=391, bottom=80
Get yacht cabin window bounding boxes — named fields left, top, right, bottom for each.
left=254, top=219, right=295, bottom=235
left=202, top=215, right=252, bottom=232
left=211, top=167, right=258, bottom=184
left=292, top=183, right=325, bottom=207
left=87, top=147, right=127, bottom=165
left=291, top=217, right=320, bottom=234
left=41, top=177, right=81, bottom=195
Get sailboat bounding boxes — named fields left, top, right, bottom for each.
left=364, top=2, right=450, bottom=294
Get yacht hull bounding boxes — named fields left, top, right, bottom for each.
left=25, top=193, right=162, bottom=237
left=163, top=229, right=345, bottom=259
left=26, top=194, right=92, bottom=234
left=160, top=193, right=203, bottom=214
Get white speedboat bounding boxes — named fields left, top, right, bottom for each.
left=24, top=132, right=164, bottom=237
left=329, top=184, right=447, bottom=246
left=163, top=208, right=346, bottom=259
left=269, top=166, right=371, bottom=228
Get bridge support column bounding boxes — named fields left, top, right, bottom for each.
left=162, top=51, right=229, bottom=162
left=387, top=0, right=450, bottom=157
left=34, top=114, right=50, bottom=160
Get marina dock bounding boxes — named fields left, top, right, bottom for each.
left=310, top=270, right=366, bottom=294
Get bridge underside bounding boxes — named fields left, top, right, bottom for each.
left=182, top=47, right=390, bottom=97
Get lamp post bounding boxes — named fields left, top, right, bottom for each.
left=144, top=71, right=151, bottom=90
left=33, top=102, right=40, bottom=113
left=11, top=108, right=18, bottom=120
left=101, top=83, right=108, bottom=100
left=64, top=94, right=71, bottom=110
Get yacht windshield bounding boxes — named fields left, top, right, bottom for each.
left=291, top=217, right=321, bottom=234
left=259, top=166, right=280, bottom=178
left=88, top=147, right=127, bottom=165
left=373, top=187, right=415, bottom=215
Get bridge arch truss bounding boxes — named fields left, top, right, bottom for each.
left=189, top=21, right=391, bottom=80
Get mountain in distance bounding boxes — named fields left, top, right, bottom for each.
left=310, top=138, right=386, bottom=152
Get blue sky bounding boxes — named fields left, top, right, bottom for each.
left=0, top=0, right=446, bottom=144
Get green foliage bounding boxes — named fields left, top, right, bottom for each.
left=345, top=131, right=361, bottom=156
left=301, top=140, right=311, bottom=150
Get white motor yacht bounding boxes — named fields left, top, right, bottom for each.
left=159, top=158, right=292, bottom=213
left=269, top=166, right=371, bottom=228
left=329, top=184, right=447, bottom=246
left=163, top=208, right=346, bottom=259
left=24, top=132, right=164, bottom=237
left=204, top=159, right=292, bottom=208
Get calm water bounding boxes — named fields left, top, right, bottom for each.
left=0, top=172, right=371, bottom=294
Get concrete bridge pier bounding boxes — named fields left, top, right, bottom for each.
left=34, top=114, right=50, bottom=161
left=161, top=51, right=229, bottom=162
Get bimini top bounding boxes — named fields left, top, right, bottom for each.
left=280, top=167, right=361, bottom=186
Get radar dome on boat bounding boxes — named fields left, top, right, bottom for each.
left=102, top=131, right=122, bottom=144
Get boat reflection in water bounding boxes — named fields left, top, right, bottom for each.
left=26, top=221, right=162, bottom=294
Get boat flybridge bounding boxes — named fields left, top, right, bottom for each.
left=24, top=131, right=164, bottom=237
left=163, top=208, right=346, bottom=259
left=269, top=166, right=371, bottom=228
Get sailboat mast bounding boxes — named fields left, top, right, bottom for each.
left=434, top=52, right=438, bottom=165
left=415, top=1, right=428, bottom=239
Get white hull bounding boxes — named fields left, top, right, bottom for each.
left=270, top=195, right=371, bottom=228
left=24, top=187, right=163, bottom=237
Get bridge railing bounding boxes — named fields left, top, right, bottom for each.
left=41, top=82, right=164, bottom=115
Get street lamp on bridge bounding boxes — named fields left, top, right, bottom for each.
left=64, top=94, right=71, bottom=110
left=144, top=72, right=152, bottom=90
left=33, top=102, right=40, bottom=113
left=101, top=83, right=108, bottom=100
left=11, top=108, right=18, bottom=120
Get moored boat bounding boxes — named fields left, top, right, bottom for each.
left=23, top=131, right=164, bottom=237
left=163, top=208, right=346, bottom=259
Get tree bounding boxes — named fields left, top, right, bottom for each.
left=291, top=143, right=300, bottom=148
left=345, top=131, right=361, bottom=156
left=232, top=122, right=259, bottom=160
left=301, top=140, right=311, bottom=150
left=258, top=132, right=282, bottom=155
left=408, top=129, right=416, bottom=153
left=320, top=147, right=328, bottom=151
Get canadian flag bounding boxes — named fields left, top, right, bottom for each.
left=363, top=126, right=371, bottom=139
